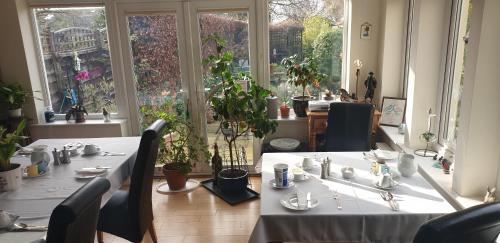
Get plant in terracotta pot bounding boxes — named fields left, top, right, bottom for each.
left=65, top=105, right=88, bottom=123
left=0, top=119, right=26, bottom=191
left=281, top=54, right=326, bottom=117
left=0, top=82, right=41, bottom=118
left=140, top=105, right=210, bottom=190
left=279, top=84, right=291, bottom=118
left=204, top=34, right=277, bottom=194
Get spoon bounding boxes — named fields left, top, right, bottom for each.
left=9, top=223, right=48, bottom=232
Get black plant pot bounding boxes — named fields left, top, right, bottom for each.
left=292, top=96, right=312, bottom=117
left=217, top=168, right=248, bottom=194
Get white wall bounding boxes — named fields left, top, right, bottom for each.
left=348, top=0, right=382, bottom=102
left=453, top=0, right=500, bottom=197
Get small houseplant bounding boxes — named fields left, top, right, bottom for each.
left=204, top=34, right=277, bottom=194
left=0, top=83, right=40, bottom=117
left=140, top=105, right=210, bottom=190
left=279, top=84, right=291, bottom=118
left=65, top=105, right=88, bottom=123
left=281, top=54, right=326, bottom=117
left=0, top=119, right=26, bottom=191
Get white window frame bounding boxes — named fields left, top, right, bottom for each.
left=438, top=0, right=469, bottom=150
left=28, top=3, right=130, bottom=122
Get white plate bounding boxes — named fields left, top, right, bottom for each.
left=75, top=168, right=107, bottom=174
left=81, top=147, right=101, bottom=156
left=270, top=138, right=300, bottom=151
left=280, top=193, right=319, bottom=211
left=156, top=179, right=200, bottom=195
left=373, top=150, right=399, bottom=160
left=293, top=174, right=311, bottom=181
left=75, top=173, right=106, bottom=179
left=372, top=180, right=397, bottom=190
left=269, top=179, right=295, bottom=189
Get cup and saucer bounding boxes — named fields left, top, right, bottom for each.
left=292, top=167, right=310, bottom=182
left=295, top=157, right=319, bottom=171
left=373, top=173, right=398, bottom=190
left=271, top=163, right=295, bottom=189
left=81, top=144, right=101, bottom=156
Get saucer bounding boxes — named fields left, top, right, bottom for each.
left=75, top=168, right=107, bottom=174
left=23, top=169, right=49, bottom=178
left=372, top=180, right=397, bottom=190
left=269, top=179, right=295, bottom=189
left=280, top=192, right=319, bottom=211
left=295, top=162, right=320, bottom=171
left=81, top=147, right=101, bottom=155
left=293, top=174, right=311, bottom=181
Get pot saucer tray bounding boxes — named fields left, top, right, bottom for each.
left=201, top=179, right=259, bottom=205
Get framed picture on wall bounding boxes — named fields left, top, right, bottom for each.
left=380, top=97, right=407, bottom=126
left=360, top=22, right=372, bottom=40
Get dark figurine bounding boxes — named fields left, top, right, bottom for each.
left=211, top=143, right=223, bottom=186
left=364, top=71, right=378, bottom=101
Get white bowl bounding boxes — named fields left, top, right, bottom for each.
left=341, top=167, right=355, bottom=179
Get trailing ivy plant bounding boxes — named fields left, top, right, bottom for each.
left=204, top=34, right=277, bottom=172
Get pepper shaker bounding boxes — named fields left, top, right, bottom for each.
left=321, top=162, right=328, bottom=179
left=326, top=157, right=332, bottom=177
left=62, top=146, right=71, bottom=164
left=52, top=148, right=61, bottom=165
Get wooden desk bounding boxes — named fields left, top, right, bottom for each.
left=306, top=109, right=381, bottom=151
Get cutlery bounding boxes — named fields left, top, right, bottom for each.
left=380, top=192, right=399, bottom=211
left=306, top=192, right=312, bottom=209
left=102, top=152, right=126, bottom=156
left=8, top=223, right=48, bottom=232
left=387, top=192, right=400, bottom=211
left=332, top=189, right=342, bottom=210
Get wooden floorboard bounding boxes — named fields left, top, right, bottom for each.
left=101, top=177, right=261, bottom=243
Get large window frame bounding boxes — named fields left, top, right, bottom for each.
left=438, top=0, right=470, bottom=149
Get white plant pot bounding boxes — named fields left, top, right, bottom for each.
left=7, top=108, right=22, bottom=118
left=0, top=164, right=22, bottom=191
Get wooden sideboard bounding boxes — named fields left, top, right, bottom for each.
left=307, top=109, right=381, bottom=151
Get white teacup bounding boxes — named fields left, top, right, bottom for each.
left=273, top=163, right=289, bottom=187
left=83, top=144, right=100, bottom=155
left=302, top=157, right=314, bottom=169
left=378, top=173, right=394, bottom=188
left=292, top=168, right=305, bottom=180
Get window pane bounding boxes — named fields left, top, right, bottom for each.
left=447, top=0, right=471, bottom=143
left=269, top=0, right=344, bottom=104
left=127, top=14, right=185, bottom=129
left=199, top=12, right=254, bottom=163
left=34, top=7, right=116, bottom=114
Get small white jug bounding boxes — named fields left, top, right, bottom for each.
left=398, top=152, right=417, bottom=177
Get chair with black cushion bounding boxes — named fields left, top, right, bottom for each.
left=324, top=102, right=374, bottom=152
left=97, top=119, right=167, bottom=243
left=413, top=202, right=500, bottom=243
left=45, top=177, right=110, bottom=243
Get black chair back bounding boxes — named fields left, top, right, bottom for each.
left=46, top=177, right=110, bottom=243
left=324, top=102, right=374, bottom=151
left=128, top=119, right=167, bottom=238
left=414, top=202, right=500, bottom=243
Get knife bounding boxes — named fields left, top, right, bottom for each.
left=306, top=192, right=312, bottom=209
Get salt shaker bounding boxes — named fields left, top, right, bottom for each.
left=62, top=146, right=71, bottom=164
left=52, top=148, right=61, bottom=165
left=326, top=157, right=332, bottom=177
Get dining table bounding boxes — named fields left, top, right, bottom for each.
left=0, top=137, right=141, bottom=243
left=249, top=152, right=456, bottom=243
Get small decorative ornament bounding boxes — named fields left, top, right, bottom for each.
left=484, top=187, right=496, bottom=203
left=360, top=22, right=372, bottom=40
left=102, top=107, right=111, bottom=122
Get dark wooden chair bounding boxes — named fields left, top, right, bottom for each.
left=45, top=177, right=110, bottom=243
left=97, top=119, right=167, bottom=243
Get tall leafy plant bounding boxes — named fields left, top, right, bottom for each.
left=0, top=83, right=41, bottom=110
left=204, top=34, right=277, bottom=171
left=281, top=54, right=326, bottom=100
left=0, top=120, right=26, bottom=171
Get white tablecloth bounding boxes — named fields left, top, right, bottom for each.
left=249, top=152, right=456, bottom=243
left=0, top=137, right=141, bottom=243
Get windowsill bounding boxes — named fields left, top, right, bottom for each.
left=29, top=119, right=129, bottom=140
left=32, top=119, right=127, bottom=126
left=379, top=125, right=483, bottom=210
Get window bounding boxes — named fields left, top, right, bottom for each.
left=268, top=0, right=344, bottom=104
left=440, top=0, right=471, bottom=146
left=33, top=7, right=116, bottom=114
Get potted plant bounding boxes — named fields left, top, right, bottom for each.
left=279, top=83, right=291, bottom=118
left=0, top=119, right=26, bottom=191
left=281, top=54, right=326, bottom=117
left=140, top=105, right=210, bottom=190
left=204, top=34, right=277, bottom=194
left=65, top=105, right=88, bottom=123
left=0, top=83, right=40, bottom=118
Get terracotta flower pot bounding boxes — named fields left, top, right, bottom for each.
left=162, top=164, right=187, bottom=190
left=280, top=106, right=290, bottom=118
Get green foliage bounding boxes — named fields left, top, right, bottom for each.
left=140, top=104, right=210, bottom=175
left=204, top=35, right=277, bottom=169
left=0, top=83, right=40, bottom=110
left=0, top=120, right=26, bottom=171
left=312, top=27, right=343, bottom=91
left=281, top=54, right=327, bottom=98
left=303, top=16, right=332, bottom=56
left=65, top=105, right=88, bottom=121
